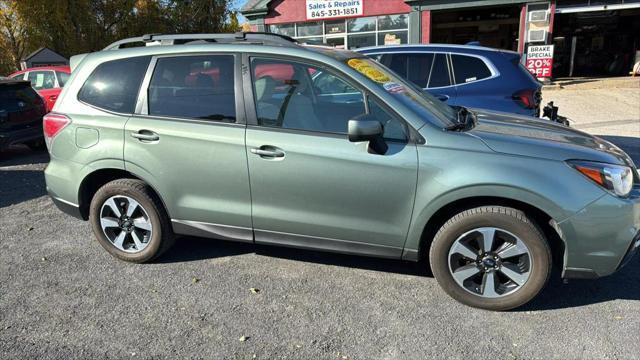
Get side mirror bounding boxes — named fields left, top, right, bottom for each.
left=348, top=116, right=388, bottom=155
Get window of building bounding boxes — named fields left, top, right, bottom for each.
left=450, top=55, right=492, bottom=84
left=78, top=56, right=150, bottom=113
left=268, top=23, right=295, bottom=37
left=297, top=21, right=323, bottom=37
left=325, top=19, right=346, bottom=34
left=378, top=31, right=408, bottom=46
left=348, top=33, right=376, bottom=49
left=297, top=37, right=323, bottom=45
left=276, top=14, right=409, bottom=50
left=377, top=14, right=409, bottom=31
left=147, top=55, right=236, bottom=122
left=347, top=16, right=377, bottom=32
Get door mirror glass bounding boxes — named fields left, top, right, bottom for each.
left=348, top=115, right=388, bottom=155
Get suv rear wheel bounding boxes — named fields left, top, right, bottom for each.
left=429, top=206, right=551, bottom=310
left=89, top=179, right=174, bottom=263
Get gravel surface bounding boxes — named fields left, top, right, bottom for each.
left=1, top=88, right=639, bottom=359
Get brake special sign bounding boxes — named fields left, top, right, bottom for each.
left=526, top=45, right=554, bottom=79
left=306, top=0, right=363, bottom=20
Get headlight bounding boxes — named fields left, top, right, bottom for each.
left=569, top=160, right=634, bottom=197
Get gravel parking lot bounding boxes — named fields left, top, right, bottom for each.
left=1, top=86, right=639, bottom=359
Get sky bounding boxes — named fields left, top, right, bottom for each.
left=233, top=0, right=250, bottom=23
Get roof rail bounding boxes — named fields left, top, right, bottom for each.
left=103, top=32, right=298, bottom=50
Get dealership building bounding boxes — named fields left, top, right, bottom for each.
left=241, top=0, right=640, bottom=78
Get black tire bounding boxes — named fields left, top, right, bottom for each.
left=429, top=206, right=551, bottom=311
left=89, top=179, right=174, bottom=263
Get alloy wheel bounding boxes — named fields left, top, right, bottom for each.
left=99, top=195, right=153, bottom=253
left=448, top=227, right=532, bottom=298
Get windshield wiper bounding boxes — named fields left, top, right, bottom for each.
left=446, top=106, right=475, bottom=131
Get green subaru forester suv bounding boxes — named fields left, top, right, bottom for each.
left=44, top=33, right=639, bottom=310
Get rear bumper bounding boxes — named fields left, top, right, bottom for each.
left=559, top=186, right=640, bottom=278
left=48, top=191, right=83, bottom=220
left=0, top=125, right=43, bottom=149
left=44, top=155, right=86, bottom=220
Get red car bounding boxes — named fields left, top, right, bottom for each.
left=9, top=66, right=71, bottom=112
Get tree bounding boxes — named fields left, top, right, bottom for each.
left=0, top=0, right=32, bottom=74
left=0, top=0, right=240, bottom=75
left=163, top=0, right=240, bottom=34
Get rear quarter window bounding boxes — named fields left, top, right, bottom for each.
left=78, top=56, right=150, bottom=113
left=451, top=55, right=493, bottom=84
left=56, top=71, right=70, bottom=87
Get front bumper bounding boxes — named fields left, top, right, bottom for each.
left=559, top=185, right=640, bottom=278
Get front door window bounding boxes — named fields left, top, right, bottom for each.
left=250, top=57, right=406, bottom=140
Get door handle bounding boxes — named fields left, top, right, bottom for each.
left=131, top=130, right=159, bottom=142
left=434, top=94, right=449, bottom=102
left=250, top=146, right=285, bottom=158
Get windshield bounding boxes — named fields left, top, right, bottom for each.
left=345, top=58, right=457, bottom=127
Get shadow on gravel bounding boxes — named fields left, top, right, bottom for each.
left=0, top=146, right=49, bottom=208
left=164, top=235, right=640, bottom=309
left=0, top=145, right=49, bottom=167
left=160, top=236, right=423, bottom=276
left=599, top=135, right=640, bottom=164
left=521, top=258, right=640, bottom=311
left=0, top=169, right=47, bottom=207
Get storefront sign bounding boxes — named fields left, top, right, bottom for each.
left=526, top=45, right=554, bottom=78
left=384, top=33, right=401, bottom=45
left=306, top=0, right=363, bottom=20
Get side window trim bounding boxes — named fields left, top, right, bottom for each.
left=135, top=52, right=245, bottom=125
left=447, top=53, right=455, bottom=87
left=243, top=53, right=415, bottom=143
left=449, top=52, right=499, bottom=87
left=135, top=56, right=158, bottom=115
left=423, top=52, right=436, bottom=89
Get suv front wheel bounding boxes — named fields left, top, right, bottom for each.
left=89, top=179, right=174, bottom=263
left=429, top=206, right=551, bottom=311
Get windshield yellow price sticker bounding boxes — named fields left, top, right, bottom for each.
left=347, top=59, right=390, bottom=83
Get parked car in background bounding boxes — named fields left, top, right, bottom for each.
left=358, top=45, right=543, bottom=117
left=0, top=79, right=47, bottom=150
left=45, top=33, right=639, bottom=311
left=9, top=66, right=71, bottom=112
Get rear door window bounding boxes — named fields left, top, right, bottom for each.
left=78, top=56, right=150, bottom=113
left=147, top=55, right=236, bottom=122
left=28, top=71, right=56, bottom=90
left=451, top=54, right=492, bottom=84
left=0, top=84, right=41, bottom=111
left=428, top=54, right=451, bottom=88
left=384, top=53, right=435, bottom=89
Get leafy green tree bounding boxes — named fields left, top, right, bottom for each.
left=0, top=0, right=240, bottom=75
left=0, top=0, right=33, bottom=74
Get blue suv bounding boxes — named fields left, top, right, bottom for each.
left=358, top=44, right=542, bottom=117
